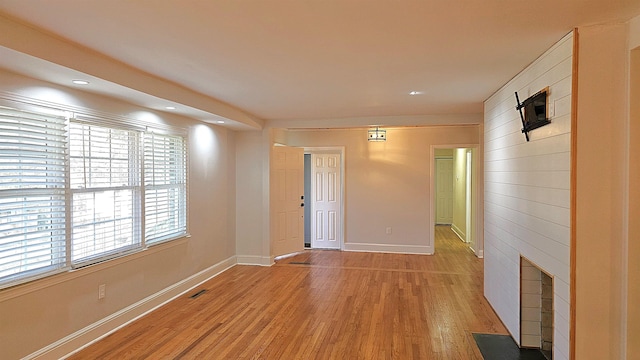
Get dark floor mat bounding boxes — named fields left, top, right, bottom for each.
left=472, top=333, right=548, bottom=360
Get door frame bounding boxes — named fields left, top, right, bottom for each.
left=465, top=150, right=472, bottom=244
left=304, top=147, right=345, bottom=250
left=429, top=144, right=482, bottom=257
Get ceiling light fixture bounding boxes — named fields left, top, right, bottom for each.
left=72, top=80, right=89, bottom=85
left=409, top=91, right=421, bottom=95
left=165, top=106, right=176, bottom=110
left=217, top=120, right=225, bottom=124
left=367, top=126, right=386, bottom=142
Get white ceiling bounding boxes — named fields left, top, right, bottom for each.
left=0, top=1, right=639, bottom=128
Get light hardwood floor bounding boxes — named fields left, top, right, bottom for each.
left=68, top=226, right=507, bottom=359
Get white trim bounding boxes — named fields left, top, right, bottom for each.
left=25, top=255, right=237, bottom=360
left=620, top=41, right=635, bottom=360
left=451, top=223, right=466, bottom=242
left=344, top=243, right=433, bottom=255
left=267, top=114, right=482, bottom=129
left=465, top=150, right=472, bottom=245
left=470, top=247, right=484, bottom=258
left=262, top=129, right=273, bottom=265
left=236, top=255, right=273, bottom=266
left=273, top=251, right=305, bottom=262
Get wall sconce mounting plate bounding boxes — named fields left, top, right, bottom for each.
left=368, top=127, right=386, bottom=141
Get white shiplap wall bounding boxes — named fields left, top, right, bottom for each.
left=484, top=32, right=573, bottom=360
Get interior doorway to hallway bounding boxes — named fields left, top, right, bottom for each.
left=432, top=146, right=481, bottom=257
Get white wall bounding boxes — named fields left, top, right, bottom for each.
left=434, top=148, right=454, bottom=158
left=470, top=147, right=482, bottom=256
left=451, top=148, right=467, bottom=240
left=0, top=69, right=237, bottom=359
left=574, top=22, right=629, bottom=360
left=282, top=126, right=479, bottom=254
left=484, top=32, right=573, bottom=360
left=629, top=14, right=640, bottom=52
left=628, top=14, right=640, bottom=358
left=235, top=131, right=269, bottom=264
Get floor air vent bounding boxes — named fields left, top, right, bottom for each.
left=190, top=289, right=207, bottom=299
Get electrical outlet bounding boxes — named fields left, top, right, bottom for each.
left=386, top=227, right=392, bottom=235
left=98, top=284, right=106, bottom=300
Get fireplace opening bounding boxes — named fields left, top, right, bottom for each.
left=520, top=257, right=553, bottom=360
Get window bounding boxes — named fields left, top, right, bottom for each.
left=70, top=122, right=141, bottom=266
left=0, top=103, right=188, bottom=288
left=144, top=132, right=187, bottom=244
left=0, top=106, right=68, bottom=285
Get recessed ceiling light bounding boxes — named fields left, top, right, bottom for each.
left=72, top=80, right=89, bottom=85
left=217, top=120, right=225, bottom=124
left=165, top=106, right=176, bottom=110
left=409, top=91, right=422, bottom=95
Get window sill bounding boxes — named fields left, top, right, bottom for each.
left=0, top=235, right=190, bottom=302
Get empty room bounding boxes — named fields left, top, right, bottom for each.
left=0, top=2, right=639, bottom=359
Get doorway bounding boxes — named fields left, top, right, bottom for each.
left=303, top=148, right=344, bottom=250
left=431, top=146, right=480, bottom=257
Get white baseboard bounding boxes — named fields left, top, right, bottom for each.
left=27, top=256, right=237, bottom=360
left=343, top=243, right=433, bottom=255
left=470, top=247, right=484, bottom=258
left=236, top=255, right=273, bottom=266
left=451, top=224, right=466, bottom=242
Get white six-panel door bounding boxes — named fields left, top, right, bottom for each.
left=271, top=146, right=304, bottom=257
left=435, top=158, right=454, bottom=225
left=311, top=153, right=341, bottom=249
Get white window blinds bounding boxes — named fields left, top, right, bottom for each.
left=0, top=100, right=189, bottom=289
left=0, top=106, right=68, bottom=285
left=69, top=122, right=141, bottom=266
left=144, top=132, right=187, bottom=244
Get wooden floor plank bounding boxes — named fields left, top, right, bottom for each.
left=68, top=226, right=507, bottom=359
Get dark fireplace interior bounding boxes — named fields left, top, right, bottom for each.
left=521, top=257, right=553, bottom=360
